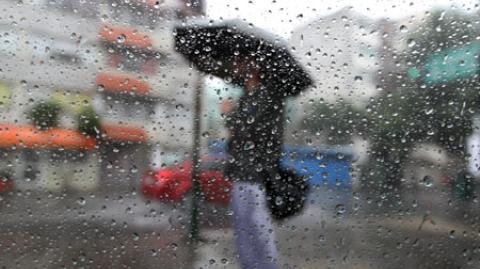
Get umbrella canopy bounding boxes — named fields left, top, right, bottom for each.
left=174, top=19, right=313, bottom=97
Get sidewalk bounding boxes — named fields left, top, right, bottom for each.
left=193, top=204, right=480, bottom=269
left=1, top=189, right=480, bottom=268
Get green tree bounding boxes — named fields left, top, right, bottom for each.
left=406, top=10, right=480, bottom=166
left=76, top=106, right=101, bottom=138
left=29, top=101, right=62, bottom=130
left=303, top=10, right=480, bottom=195
left=365, top=10, right=480, bottom=192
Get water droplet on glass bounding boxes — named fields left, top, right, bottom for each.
left=130, top=166, right=138, bottom=174
left=243, top=141, right=255, bottom=150
left=407, top=38, right=416, bottom=47
left=77, top=197, right=86, bottom=206
left=335, top=204, right=346, bottom=216
left=425, top=108, right=434, bottom=115
left=422, top=175, right=433, bottom=187
left=170, top=242, right=178, bottom=250
left=117, top=34, right=126, bottom=44
left=449, top=230, right=456, bottom=239
left=133, top=233, right=140, bottom=241
left=275, top=196, right=284, bottom=206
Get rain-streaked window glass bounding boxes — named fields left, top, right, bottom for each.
left=1, top=0, right=480, bottom=268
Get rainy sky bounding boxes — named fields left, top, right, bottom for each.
left=206, top=0, right=478, bottom=37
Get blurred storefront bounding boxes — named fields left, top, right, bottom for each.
left=0, top=0, right=202, bottom=194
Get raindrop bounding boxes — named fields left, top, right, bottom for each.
left=77, top=197, right=86, bottom=206
left=424, top=108, right=434, bottom=115
left=399, top=25, right=408, bottom=33
left=354, top=76, right=363, bottom=82
left=422, top=175, right=433, bottom=187
left=407, top=38, right=416, bottom=47
left=449, top=230, right=456, bottom=239
left=275, top=196, right=284, bottom=206
left=170, top=242, right=178, bottom=250
left=133, top=233, right=140, bottom=241
left=130, top=166, right=138, bottom=174
left=305, top=138, right=312, bottom=145
left=117, top=34, right=126, bottom=44
left=243, top=141, right=255, bottom=150
left=335, top=204, right=346, bottom=216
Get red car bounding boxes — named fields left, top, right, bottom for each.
left=0, top=171, right=14, bottom=194
left=141, top=157, right=232, bottom=205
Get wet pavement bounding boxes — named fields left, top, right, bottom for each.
left=1, top=186, right=479, bottom=268
left=194, top=187, right=480, bottom=269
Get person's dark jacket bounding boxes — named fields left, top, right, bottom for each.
left=224, top=86, right=285, bottom=183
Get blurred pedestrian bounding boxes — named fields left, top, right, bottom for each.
left=174, top=20, right=313, bottom=268
left=223, top=56, right=283, bottom=269
left=464, top=116, right=480, bottom=200
left=467, top=118, right=480, bottom=178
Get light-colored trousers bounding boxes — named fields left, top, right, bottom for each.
left=231, top=182, right=279, bottom=269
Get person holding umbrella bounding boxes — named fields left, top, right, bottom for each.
left=174, top=20, right=312, bottom=269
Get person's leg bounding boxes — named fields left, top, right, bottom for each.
left=231, top=182, right=278, bottom=269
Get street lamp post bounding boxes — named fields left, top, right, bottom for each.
left=189, top=75, right=203, bottom=244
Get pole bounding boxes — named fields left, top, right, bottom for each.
left=189, top=75, right=203, bottom=244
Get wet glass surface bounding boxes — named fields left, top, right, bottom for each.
left=1, top=0, right=480, bottom=268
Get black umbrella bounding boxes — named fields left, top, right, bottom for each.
left=174, top=19, right=313, bottom=97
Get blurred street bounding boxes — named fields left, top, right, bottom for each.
left=1, top=186, right=479, bottom=269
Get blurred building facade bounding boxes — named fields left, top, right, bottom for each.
left=286, top=8, right=383, bottom=152
left=290, top=8, right=382, bottom=107
left=0, top=0, right=202, bottom=193
left=287, top=8, right=416, bottom=143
